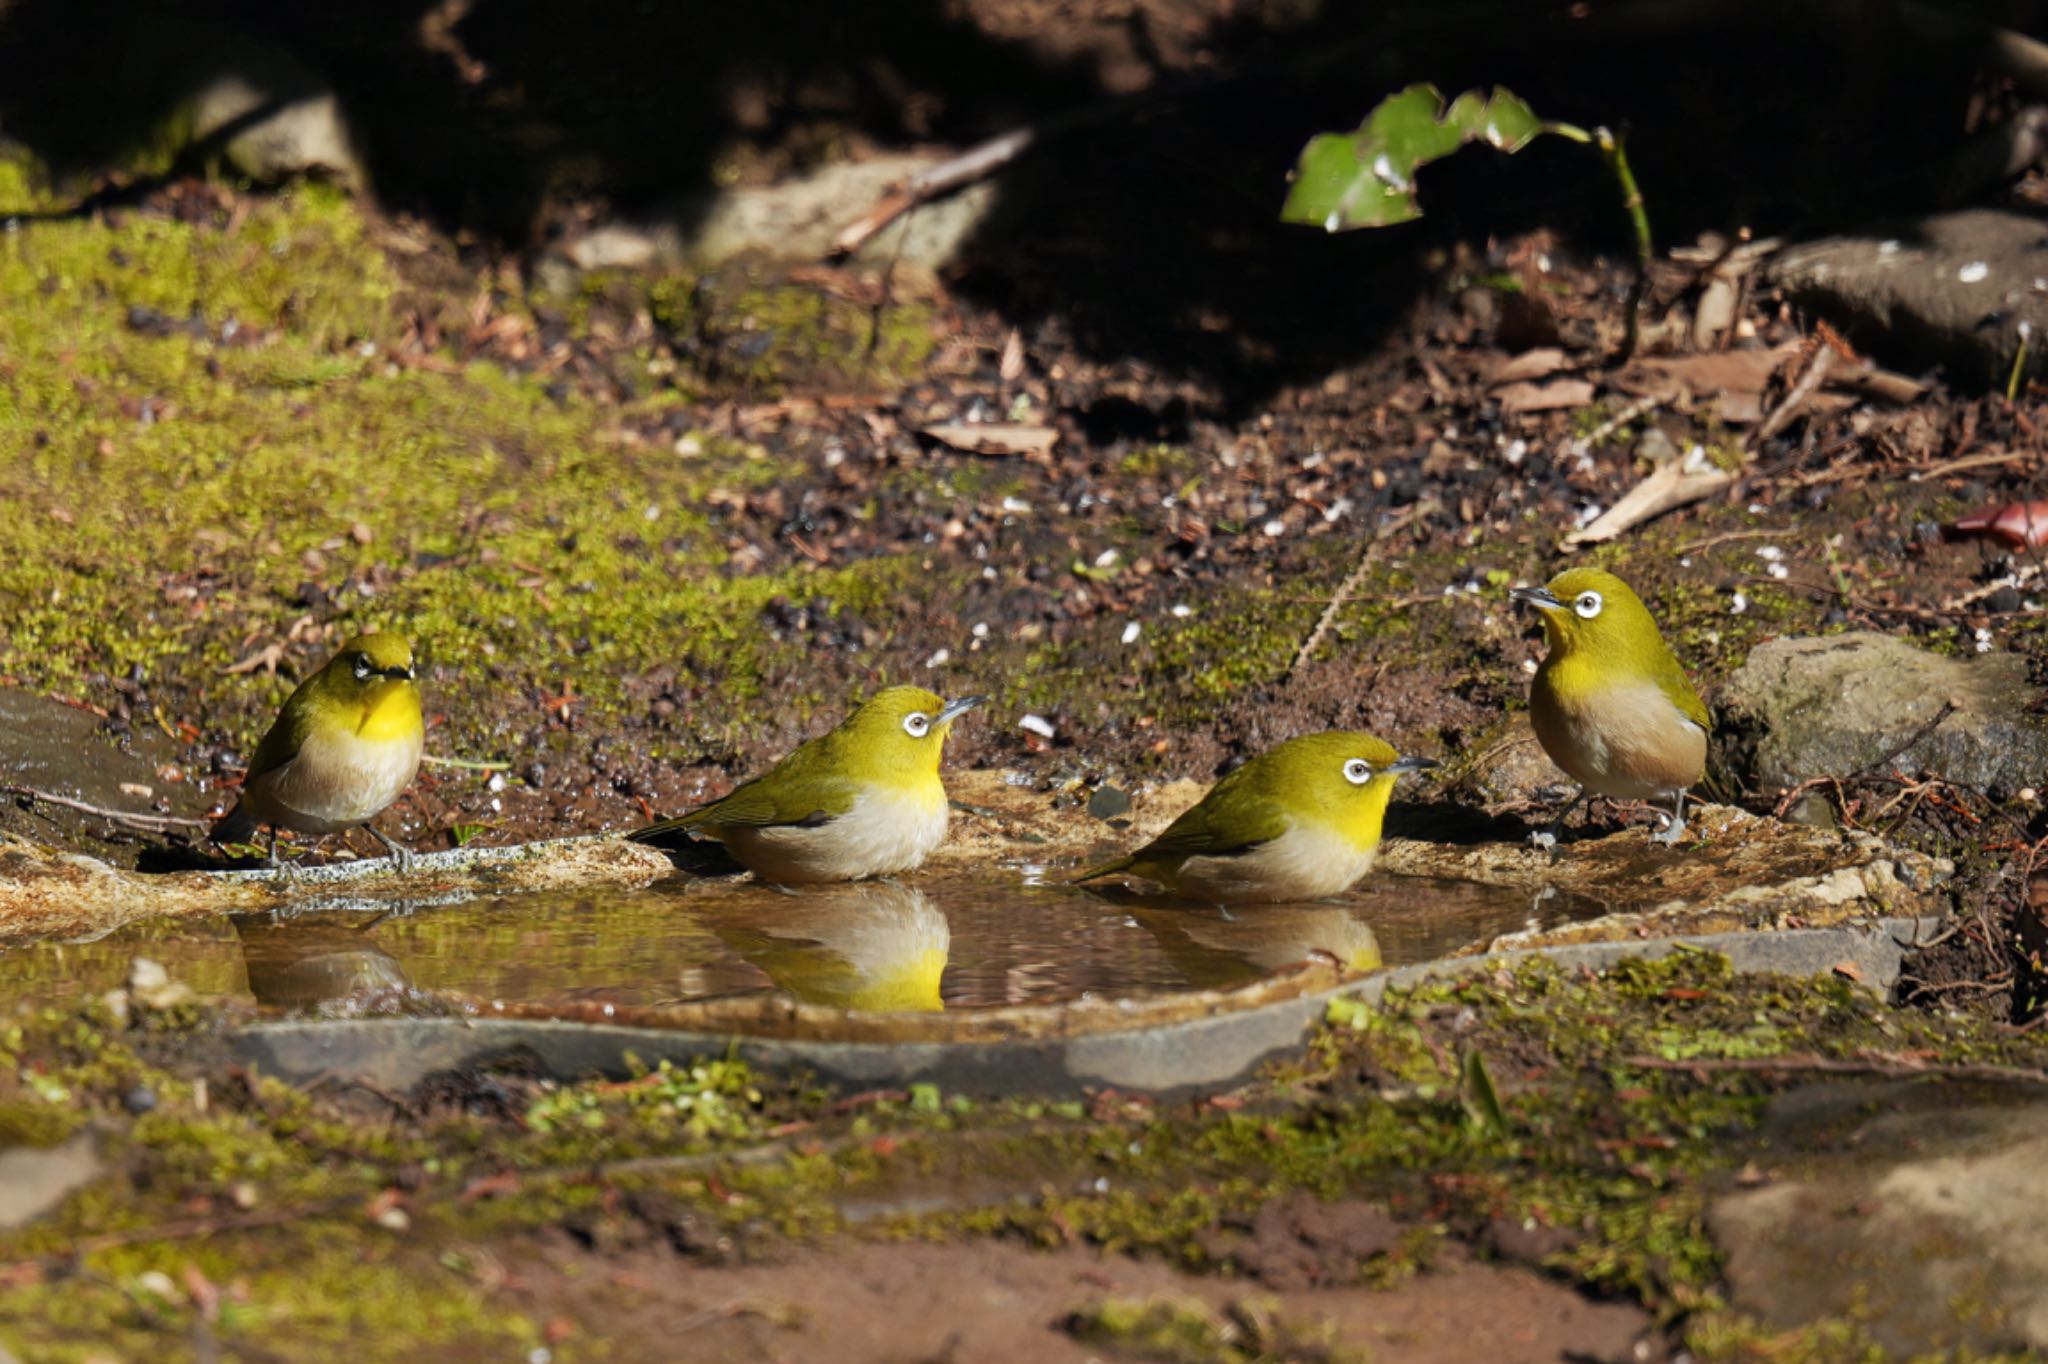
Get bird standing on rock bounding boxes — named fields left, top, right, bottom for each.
left=210, top=632, right=424, bottom=868
left=1512, top=568, right=1709, bottom=847
left=630, top=685, right=984, bottom=883
left=1072, top=732, right=1435, bottom=905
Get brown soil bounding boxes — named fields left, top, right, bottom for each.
left=506, top=1234, right=1655, bottom=1364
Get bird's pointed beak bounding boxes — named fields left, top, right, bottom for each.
left=1510, top=585, right=1562, bottom=612
left=1385, top=755, right=1438, bottom=776
left=383, top=665, right=415, bottom=682
left=937, top=695, right=987, bottom=725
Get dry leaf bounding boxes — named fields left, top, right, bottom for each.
left=1564, top=451, right=1734, bottom=546
left=1947, top=499, right=2048, bottom=549
left=1495, top=378, right=1595, bottom=414
left=224, top=641, right=288, bottom=675
left=998, top=328, right=1025, bottom=382
left=1488, top=346, right=1569, bottom=387
left=922, top=422, right=1058, bottom=457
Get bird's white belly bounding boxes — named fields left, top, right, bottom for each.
left=1534, top=680, right=1705, bottom=801
left=1172, top=822, right=1378, bottom=905
left=253, top=726, right=423, bottom=834
left=724, top=784, right=948, bottom=883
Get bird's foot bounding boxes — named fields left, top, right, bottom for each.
left=368, top=827, right=415, bottom=873
left=1649, top=816, right=1688, bottom=847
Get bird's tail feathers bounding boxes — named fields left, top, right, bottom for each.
left=627, top=809, right=711, bottom=848
left=210, top=801, right=257, bottom=846
left=1069, top=854, right=1134, bottom=885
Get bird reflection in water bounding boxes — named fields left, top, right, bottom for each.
left=233, top=911, right=415, bottom=1013
left=706, top=881, right=950, bottom=1012
left=1139, top=904, right=1382, bottom=992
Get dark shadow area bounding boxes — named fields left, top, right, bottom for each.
left=0, top=0, right=2032, bottom=402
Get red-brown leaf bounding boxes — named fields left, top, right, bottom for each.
left=1947, top=500, right=2048, bottom=549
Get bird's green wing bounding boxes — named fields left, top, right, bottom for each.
left=631, top=731, right=859, bottom=842
left=1653, top=650, right=1712, bottom=732
left=1073, top=772, right=1291, bottom=882
left=244, top=688, right=317, bottom=782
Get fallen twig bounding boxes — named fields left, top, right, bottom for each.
left=419, top=755, right=513, bottom=772
left=2, top=784, right=209, bottom=832
left=1909, top=450, right=2039, bottom=482
left=829, top=128, right=1036, bottom=258
left=1852, top=699, right=1957, bottom=779
left=1285, top=505, right=1421, bottom=679
left=1748, top=342, right=1835, bottom=448
left=1560, top=392, right=1665, bottom=465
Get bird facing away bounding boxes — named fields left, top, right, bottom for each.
left=1072, top=731, right=1435, bottom=905
left=630, top=685, right=985, bottom=883
left=1511, top=568, right=1710, bottom=847
left=210, top=632, right=424, bottom=868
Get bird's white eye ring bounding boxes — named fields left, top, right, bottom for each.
left=1573, top=590, right=1604, bottom=619
left=1342, top=758, right=1373, bottom=785
left=352, top=654, right=372, bottom=680
left=902, top=712, right=931, bottom=737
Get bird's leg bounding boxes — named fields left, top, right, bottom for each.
left=1649, top=790, right=1689, bottom=847
left=1529, top=788, right=1586, bottom=851
left=367, top=825, right=415, bottom=873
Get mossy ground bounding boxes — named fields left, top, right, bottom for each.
left=3, top=953, right=2045, bottom=1360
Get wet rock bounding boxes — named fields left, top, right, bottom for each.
left=0, top=1134, right=102, bottom=1230
left=188, top=54, right=366, bottom=187
left=1710, top=1088, right=2048, bottom=1356
left=0, top=834, right=671, bottom=946
left=1717, top=632, right=2048, bottom=797
left=1451, top=715, right=1573, bottom=808
left=1765, top=209, right=2048, bottom=387
left=0, top=688, right=188, bottom=825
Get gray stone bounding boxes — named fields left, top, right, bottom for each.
left=188, top=59, right=365, bottom=188
left=0, top=1134, right=102, bottom=1230
left=1765, top=209, right=2048, bottom=387
left=1711, top=1090, right=2048, bottom=1355
left=1717, top=632, right=2048, bottom=797
left=557, top=153, right=999, bottom=274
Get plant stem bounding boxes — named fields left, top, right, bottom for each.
left=2007, top=328, right=2030, bottom=402
left=1543, top=121, right=1653, bottom=363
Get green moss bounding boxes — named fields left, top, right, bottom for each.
left=0, top=175, right=947, bottom=766
left=5, top=947, right=2048, bottom=1359
left=1068, top=1295, right=1369, bottom=1364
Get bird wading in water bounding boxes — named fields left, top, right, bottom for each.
left=1072, top=731, right=1435, bottom=906
left=211, top=632, right=424, bottom=868
left=630, top=685, right=985, bottom=883
left=1511, top=568, right=1709, bottom=847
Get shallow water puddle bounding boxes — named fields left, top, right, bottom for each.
left=0, top=871, right=1610, bottom=1016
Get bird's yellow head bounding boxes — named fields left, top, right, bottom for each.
left=1252, top=731, right=1435, bottom=843
left=306, top=632, right=421, bottom=741
left=832, top=685, right=984, bottom=783
left=1511, top=568, right=1669, bottom=668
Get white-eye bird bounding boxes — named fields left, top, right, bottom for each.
left=1142, top=904, right=1383, bottom=990
left=630, top=685, right=984, bottom=883
left=1512, top=568, right=1710, bottom=847
left=711, top=882, right=950, bottom=1012
left=1072, top=731, right=1435, bottom=905
left=210, top=632, right=424, bottom=868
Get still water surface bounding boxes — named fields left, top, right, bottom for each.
left=0, top=872, right=1611, bottom=1015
